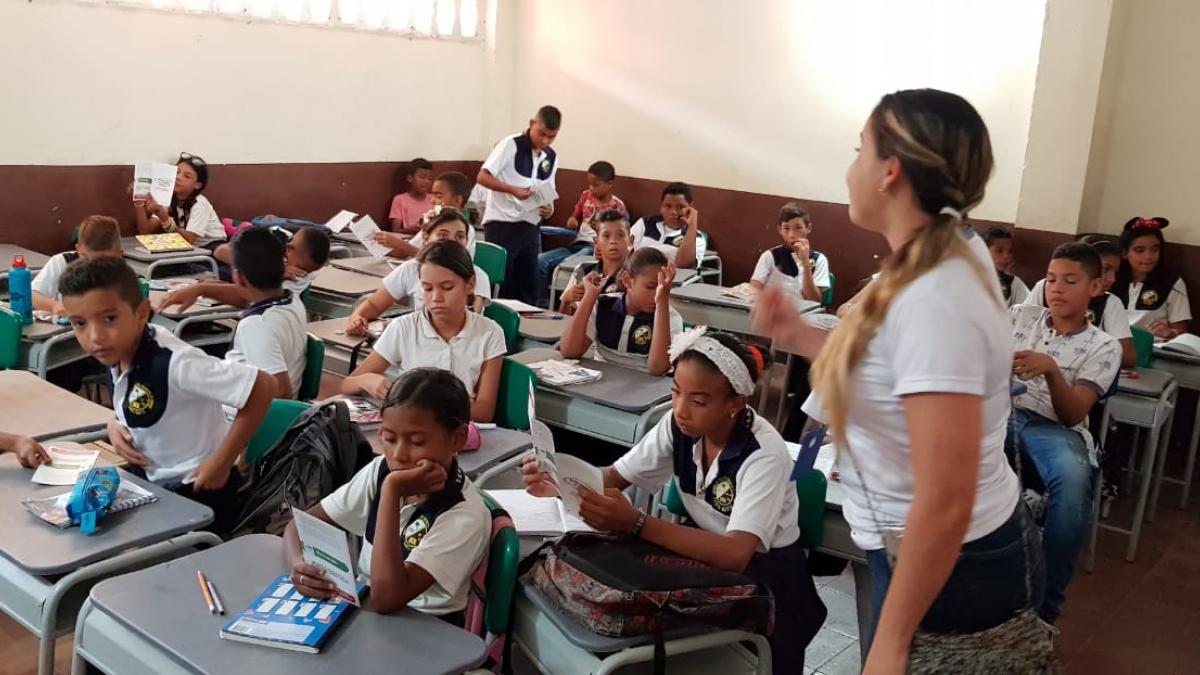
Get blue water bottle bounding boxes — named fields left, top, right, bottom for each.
left=9, top=255, right=33, bottom=326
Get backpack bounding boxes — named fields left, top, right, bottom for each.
left=526, top=533, right=774, bottom=639
left=230, top=401, right=375, bottom=537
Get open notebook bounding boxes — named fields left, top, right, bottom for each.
left=487, top=490, right=595, bottom=537
left=23, top=481, right=158, bottom=528
left=1160, top=333, right=1200, bottom=358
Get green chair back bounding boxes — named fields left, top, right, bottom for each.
left=299, top=334, right=325, bottom=400
left=495, top=358, right=536, bottom=431
left=484, top=303, right=520, bottom=355
left=246, top=399, right=312, bottom=463
left=821, top=272, right=836, bottom=308
left=474, top=242, right=507, bottom=293
left=0, top=305, right=22, bottom=369
left=663, top=478, right=688, bottom=518
left=139, top=278, right=150, bottom=299
left=480, top=491, right=521, bottom=637
left=1131, top=326, right=1154, bottom=369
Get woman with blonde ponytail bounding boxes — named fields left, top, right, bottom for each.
left=756, top=89, right=1047, bottom=674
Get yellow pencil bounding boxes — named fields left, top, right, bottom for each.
left=197, top=570, right=216, bottom=614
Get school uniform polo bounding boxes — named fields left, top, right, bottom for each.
left=998, top=271, right=1031, bottom=307
left=480, top=131, right=558, bottom=226
left=1023, top=280, right=1132, bottom=342
left=225, top=290, right=307, bottom=397
left=321, top=456, right=490, bottom=615
left=372, top=309, right=507, bottom=394
left=1010, top=305, right=1122, bottom=461
left=615, top=409, right=800, bottom=551
left=30, top=251, right=81, bottom=300
left=750, top=246, right=831, bottom=292
left=630, top=216, right=707, bottom=265
left=175, top=194, right=226, bottom=244
left=584, top=292, right=684, bottom=371
left=380, top=259, right=492, bottom=309
left=111, top=325, right=258, bottom=484
left=1125, top=277, right=1191, bottom=329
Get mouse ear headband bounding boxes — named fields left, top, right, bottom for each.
left=1123, top=216, right=1169, bottom=232
left=669, top=326, right=755, bottom=397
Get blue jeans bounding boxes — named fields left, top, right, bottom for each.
left=538, top=242, right=592, bottom=307
left=1006, top=408, right=1096, bottom=623
left=864, top=503, right=1044, bottom=650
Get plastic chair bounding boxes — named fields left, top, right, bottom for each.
left=484, top=303, right=520, bottom=355
left=495, top=358, right=537, bottom=431
left=662, top=470, right=827, bottom=549
left=139, top=278, right=150, bottom=299
left=474, top=242, right=507, bottom=295
left=246, top=399, right=311, bottom=463
left=0, top=305, right=21, bottom=369
left=1131, top=326, right=1154, bottom=368
left=298, top=334, right=325, bottom=401
left=821, top=272, right=836, bottom=308
left=463, top=491, right=522, bottom=672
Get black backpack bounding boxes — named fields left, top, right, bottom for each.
left=230, top=401, right=375, bottom=537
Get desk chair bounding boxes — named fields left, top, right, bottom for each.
left=463, top=492, right=521, bottom=674
left=246, top=399, right=312, bottom=463
left=475, top=242, right=507, bottom=297
left=0, top=305, right=20, bottom=369
left=698, top=232, right=722, bottom=285
left=496, top=358, right=536, bottom=431
left=822, top=272, right=836, bottom=308
left=299, top=334, right=326, bottom=401
left=484, top=303, right=521, bottom=355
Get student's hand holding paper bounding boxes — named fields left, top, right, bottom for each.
left=577, top=486, right=638, bottom=534
left=1148, top=321, right=1176, bottom=339
left=145, top=196, right=171, bottom=223
left=538, top=204, right=554, bottom=219
left=385, top=459, right=448, bottom=497
left=14, top=437, right=49, bottom=469
left=290, top=562, right=337, bottom=600
left=521, top=454, right=560, bottom=498
left=107, top=421, right=149, bottom=467
left=511, top=185, right=533, bottom=200
left=374, top=232, right=407, bottom=251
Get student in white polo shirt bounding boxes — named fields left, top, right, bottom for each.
left=630, top=181, right=706, bottom=269
left=523, top=329, right=825, bottom=674
left=476, top=105, right=561, bottom=305
left=32, top=215, right=125, bottom=316
left=345, top=211, right=491, bottom=336
left=341, top=241, right=507, bottom=422
left=58, top=257, right=273, bottom=534
left=285, top=368, right=490, bottom=623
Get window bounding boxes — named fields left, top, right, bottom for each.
left=82, top=0, right=481, bottom=39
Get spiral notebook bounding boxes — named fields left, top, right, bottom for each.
left=23, top=481, right=158, bottom=528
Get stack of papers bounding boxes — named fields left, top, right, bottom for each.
left=527, top=359, right=603, bottom=386
left=721, top=283, right=758, bottom=302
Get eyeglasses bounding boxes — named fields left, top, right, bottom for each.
left=178, top=152, right=207, bottom=166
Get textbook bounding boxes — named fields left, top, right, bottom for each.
left=487, top=489, right=595, bottom=537
left=1160, top=333, right=1200, bottom=358
left=219, top=574, right=360, bottom=653
left=23, top=480, right=158, bottom=528
left=132, top=161, right=177, bottom=207
left=526, top=381, right=603, bottom=519
left=136, top=233, right=193, bottom=253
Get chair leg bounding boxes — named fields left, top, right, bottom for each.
left=1085, top=473, right=1102, bottom=573
left=1180, top=396, right=1200, bottom=509
left=1148, top=409, right=1174, bottom=523
left=1126, top=425, right=1162, bottom=562
left=1123, top=427, right=1142, bottom=494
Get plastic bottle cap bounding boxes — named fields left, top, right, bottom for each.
left=12, top=255, right=26, bottom=268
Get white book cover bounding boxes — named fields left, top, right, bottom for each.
left=347, top=215, right=393, bottom=259
left=132, top=161, right=177, bottom=206
left=292, top=508, right=360, bottom=607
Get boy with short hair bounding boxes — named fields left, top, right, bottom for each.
left=1007, top=242, right=1121, bottom=624
left=631, top=181, right=704, bottom=269
left=376, top=171, right=478, bottom=258
left=477, top=105, right=562, bottom=305
left=537, top=161, right=628, bottom=305
left=59, top=257, right=273, bottom=533
left=558, top=209, right=632, bottom=315
left=983, top=226, right=1030, bottom=306
left=750, top=202, right=830, bottom=303
left=32, top=215, right=124, bottom=316
left=389, top=157, right=435, bottom=233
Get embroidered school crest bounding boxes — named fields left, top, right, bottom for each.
left=403, top=515, right=431, bottom=552
left=127, top=383, right=155, bottom=415
left=632, top=324, right=652, bottom=347
left=711, top=477, right=736, bottom=514
left=540, top=158, right=551, bottom=173
left=1140, top=290, right=1159, bottom=307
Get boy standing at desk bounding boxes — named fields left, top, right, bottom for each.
left=32, top=215, right=124, bottom=316
left=59, top=257, right=273, bottom=533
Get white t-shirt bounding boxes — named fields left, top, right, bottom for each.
left=30, top=251, right=74, bottom=301
left=178, top=194, right=226, bottom=243
left=630, top=217, right=707, bottom=267
left=380, top=259, right=492, bottom=309
left=750, top=248, right=831, bottom=292
left=321, top=457, right=490, bottom=615
left=1126, top=278, right=1192, bottom=328
left=583, top=292, right=684, bottom=372
left=225, top=291, right=308, bottom=397
left=480, top=132, right=557, bottom=225
left=372, top=310, right=507, bottom=395
left=1023, top=280, right=1132, bottom=342
left=614, top=411, right=800, bottom=551
left=815, top=243, right=1020, bottom=551
left=111, top=325, right=257, bottom=484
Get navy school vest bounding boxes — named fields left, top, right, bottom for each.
left=513, top=131, right=557, bottom=181
left=578, top=261, right=620, bottom=295
left=594, top=293, right=655, bottom=355
left=640, top=216, right=687, bottom=248
left=671, top=409, right=763, bottom=517
left=116, top=327, right=173, bottom=429
left=365, top=460, right=466, bottom=560
left=769, top=245, right=818, bottom=278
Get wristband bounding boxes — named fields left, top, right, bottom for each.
left=631, top=509, right=648, bottom=537
left=162, top=218, right=177, bottom=233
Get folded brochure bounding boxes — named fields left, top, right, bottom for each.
left=292, top=508, right=360, bottom=606
left=30, top=442, right=100, bottom=486
left=220, top=574, right=360, bottom=653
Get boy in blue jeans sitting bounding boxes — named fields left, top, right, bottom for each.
left=1007, top=242, right=1121, bottom=624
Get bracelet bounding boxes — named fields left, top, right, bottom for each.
left=631, top=509, right=648, bottom=537
left=162, top=218, right=177, bottom=233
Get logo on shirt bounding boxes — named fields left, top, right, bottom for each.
left=540, top=158, right=551, bottom=173
left=127, top=383, right=155, bottom=415
left=403, top=515, right=431, bottom=552
left=632, top=324, right=652, bottom=347
left=711, top=476, right=736, bottom=514
left=1140, top=290, right=1158, bottom=306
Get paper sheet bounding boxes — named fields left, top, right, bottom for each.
left=292, top=509, right=360, bottom=607
left=487, top=489, right=570, bottom=536
left=133, top=161, right=177, bottom=206
left=531, top=181, right=558, bottom=209
left=492, top=298, right=546, bottom=314
left=31, top=443, right=100, bottom=486
left=348, top=215, right=393, bottom=259
left=324, top=209, right=358, bottom=234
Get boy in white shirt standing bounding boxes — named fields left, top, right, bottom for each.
left=1008, top=242, right=1121, bottom=624
left=477, top=106, right=561, bottom=305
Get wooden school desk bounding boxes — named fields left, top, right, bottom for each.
left=0, top=458, right=220, bottom=675
left=304, top=266, right=383, bottom=320
left=512, top=348, right=673, bottom=448
left=0, top=370, right=112, bottom=439
left=330, top=255, right=398, bottom=279
left=72, top=534, right=487, bottom=675
left=121, top=237, right=219, bottom=280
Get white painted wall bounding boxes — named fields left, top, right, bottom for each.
left=508, top=0, right=1046, bottom=222
left=0, top=0, right=492, bottom=165
left=1081, top=0, right=1200, bottom=245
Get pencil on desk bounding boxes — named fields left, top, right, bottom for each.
left=207, top=579, right=225, bottom=615
left=197, top=570, right=216, bottom=614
